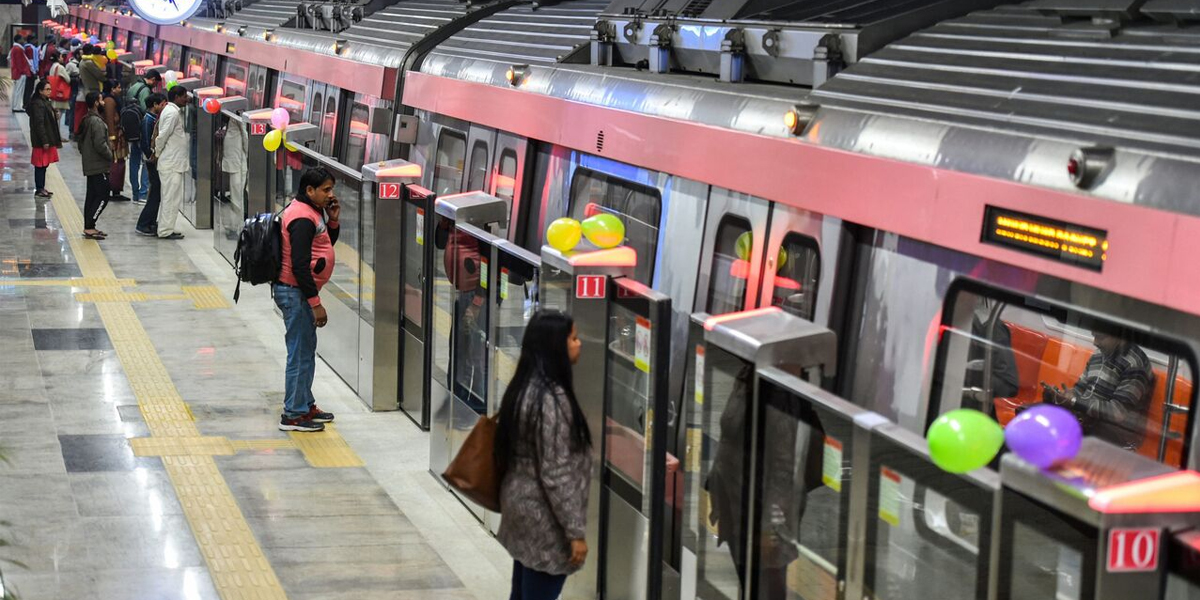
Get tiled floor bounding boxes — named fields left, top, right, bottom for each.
left=0, top=103, right=510, bottom=598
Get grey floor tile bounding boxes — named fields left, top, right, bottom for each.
left=43, top=373, right=137, bottom=405
left=31, top=327, right=113, bottom=351
left=37, top=349, right=123, bottom=377
left=2, top=567, right=219, bottom=600
left=269, top=543, right=463, bottom=595
left=68, top=470, right=185, bottom=518
left=58, top=434, right=163, bottom=472
left=7, top=515, right=206, bottom=572
left=15, top=262, right=82, bottom=278
left=0, top=473, right=79, bottom=520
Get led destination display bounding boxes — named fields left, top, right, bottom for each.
left=982, top=206, right=1107, bottom=272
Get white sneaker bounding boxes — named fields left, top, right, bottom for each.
left=132, top=198, right=147, bottom=205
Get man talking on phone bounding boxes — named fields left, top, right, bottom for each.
left=275, top=167, right=340, bottom=432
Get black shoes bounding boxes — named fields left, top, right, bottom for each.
left=279, top=415, right=324, bottom=432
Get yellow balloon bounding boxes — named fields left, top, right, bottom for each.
left=546, top=217, right=582, bottom=252
left=263, top=129, right=283, bottom=152
left=106, top=49, right=117, bottom=61
left=283, top=140, right=299, bottom=152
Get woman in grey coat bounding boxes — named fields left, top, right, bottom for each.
left=494, top=311, right=591, bottom=600
left=76, top=91, right=113, bottom=239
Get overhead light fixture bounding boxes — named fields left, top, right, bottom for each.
left=334, top=38, right=348, bottom=54
left=237, top=25, right=247, bottom=36
left=264, top=28, right=275, bottom=42
left=505, top=64, right=529, bottom=87
left=216, top=23, right=225, bottom=33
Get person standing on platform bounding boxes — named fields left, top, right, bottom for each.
left=135, top=94, right=166, bottom=237
left=67, top=49, right=84, bottom=135
left=78, top=45, right=105, bottom=99
left=22, top=38, right=36, bottom=109
left=77, top=92, right=113, bottom=240
left=37, top=36, right=57, bottom=80
left=154, top=85, right=190, bottom=240
left=48, top=52, right=72, bottom=125
left=9, top=35, right=31, bottom=113
left=274, top=166, right=340, bottom=432
left=101, top=79, right=131, bottom=202
left=124, top=70, right=159, bottom=203
left=126, top=69, right=160, bottom=111
left=494, top=311, right=592, bottom=600
left=28, top=81, right=62, bottom=199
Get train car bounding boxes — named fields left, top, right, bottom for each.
left=57, top=0, right=1200, bottom=598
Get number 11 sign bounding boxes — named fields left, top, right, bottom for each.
left=576, top=275, right=606, bottom=299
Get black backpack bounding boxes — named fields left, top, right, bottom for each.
left=120, top=102, right=144, bottom=142
left=232, top=208, right=284, bottom=303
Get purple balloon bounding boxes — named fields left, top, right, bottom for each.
left=1004, top=404, right=1083, bottom=469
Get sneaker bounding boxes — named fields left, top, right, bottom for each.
left=307, top=405, right=334, bottom=423
left=110, top=194, right=132, bottom=202
left=279, top=415, right=324, bottom=432
left=159, top=232, right=185, bottom=240
left=135, top=227, right=156, bottom=237
left=132, top=197, right=146, bottom=205
left=33, top=190, right=51, bottom=198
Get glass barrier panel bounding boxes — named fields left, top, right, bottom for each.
left=402, top=200, right=424, bottom=328
left=998, top=489, right=1097, bottom=600
left=452, top=232, right=490, bottom=415
left=360, top=183, right=376, bottom=327
left=325, top=176, right=362, bottom=317
left=751, top=381, right=853, bottom=600
left=696, top=347, right=753, bottom=600
left=491, top=250, right=538, bottom=409
left=605, top=301, right=653, bottom=507
left=431, top=216, right=455, bottom=389
left=214, top=114, right=248, bottom=262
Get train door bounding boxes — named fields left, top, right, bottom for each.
left=273, top=75, right=309, bottom=206
left=755, top=206, right=842, bottom=325
left=246, top=64, right=270, bottom=109
left=129, top=33, right=146, bottom=60
left=306, top=83, right=338, bottom=158
left=342, top=95, right=390, bottom=172
left=220, top=59, right=249, bottom=98
left=428, top=121, right=469, bottom=197
left=462, top=125, right=496, bottom=194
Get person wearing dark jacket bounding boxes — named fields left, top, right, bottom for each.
left=274, top=167, right=340, bottom=432
left=28, top=81, right=63, bottom=198
left=77, top=92, right=114, bottom=240
left=135, top=94, right=166, bottom=236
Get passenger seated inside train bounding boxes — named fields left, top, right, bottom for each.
left=1036, top=330, right=1154, bottom=451
left=941, top=288, right=1194, bottom=467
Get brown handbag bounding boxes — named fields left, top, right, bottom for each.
left=442, top=415, right=501, bottom=512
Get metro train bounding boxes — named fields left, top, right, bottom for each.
left=52, top=0, right=1200, bottom=598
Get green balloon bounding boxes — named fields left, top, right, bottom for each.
left=735, top=231, right=752, bottom=261
left=926, top=409, right=1004, bottom=474
left=166, top=81, right=177, bottom=90
left=581, top=213, right=625, bottom=249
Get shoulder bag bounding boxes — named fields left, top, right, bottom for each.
left=442, top=414, right=501, bottom=512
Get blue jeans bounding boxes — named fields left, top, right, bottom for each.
left=128, top=144, right=147, bottom=201
left=509, top=561, right=566, bottom=600
left=274, top=283, right=317, bottom=419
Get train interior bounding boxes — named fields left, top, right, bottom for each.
left=45, top=0, right=1200, bottom=597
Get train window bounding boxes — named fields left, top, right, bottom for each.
left=224, top=63, right=247, bottom=97
left=771, top=233, right=821, bottom=321
left=321, top=96, right=337, bottom=156
left=494, top=150, right=517, bottom=202
left=706, top=216, right=752, bottom=315
left=466, top=140, right=488, bottom=192
left=310, top=92, right=324, bottom=127
left=277, top=79, right=306, bottom=125
left=567, top=168, right=661, bottom=285
left=345, top=102, right=370, bottom=172
left=433, top=130, right=467, bottom=196
left=186, top=54, right=203, bottom=80
left=932, top=281, right=1196, bottom=468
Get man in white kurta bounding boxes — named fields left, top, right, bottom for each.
left=154, top=86, right=190, bottom=239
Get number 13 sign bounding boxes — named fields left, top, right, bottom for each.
left=1107, top=528, right=1160, bottom=573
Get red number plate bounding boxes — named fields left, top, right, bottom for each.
left=378, top=182, right=401, bottom=200
left=1107, top=528, right=1160, bottom=573
left=575, top=275, right=606, bottom=299
left=250, top=122, right=267, bottom=136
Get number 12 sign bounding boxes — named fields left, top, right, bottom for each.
left=378, top=182, right=401, bottom=200
left=1107, top=528, right=1160, bottom=573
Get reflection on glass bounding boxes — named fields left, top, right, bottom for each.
left=346, top=102, right=371, bottom=172
left=752, top=383, right=844, bottom=600
left=450, top=231, right=489, bottom=414
left=937, top=287, right=1195, bottom=467
left=492, top=251, right=538, bottom=414
left=870, top=471, right=978, bottom=600
left=568, top=168, right=661, bottom=285
left=696, top=351, right=751, bottom=600
left=325, top=177, right=362, bottom=315
left=321, top=96, right=337, bottom=156
left=605, top=302, right=653, bottom=500
left=403, top=201, right=425, bottom=328
left=771, top=233, right=821, bottom=321
left=277, top=79, right=306, bottom=125
left=1010, top=523, right=1082, bottom=600
left=431, top=216, right=455, bottom=388
left=495, top=150, right=517, bottom=202
left=434, top=131, right=466, bottom=196
left=707, top=217, right=751, bottom=316
left=224, top=62, right=247, bottom=97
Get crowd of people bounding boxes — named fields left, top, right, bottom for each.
left=10, top=33, right=188, bottom=241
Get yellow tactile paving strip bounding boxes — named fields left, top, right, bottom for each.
left=43, top=170, right=290, bottom=599
left=0, top=277, right=137, bottom=287
left=183, top=285, right=234, bottom=309
left=287, top=424, right=365, bottom=468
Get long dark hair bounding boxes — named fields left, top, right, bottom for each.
left=494, top=311, right=590, bottom=476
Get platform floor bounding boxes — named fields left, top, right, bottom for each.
left=0, top=98, right=510, bottom=599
